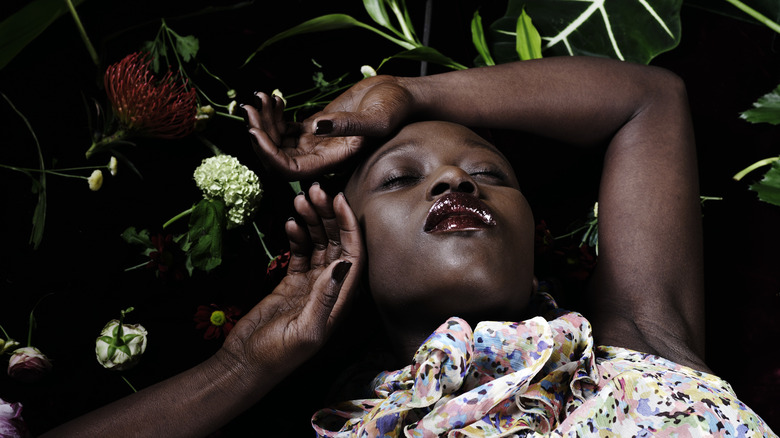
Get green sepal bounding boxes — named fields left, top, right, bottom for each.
left=741, top=83, right=780, bottom=125
left=750, top=160, right=780, bottom=206
left=98, top=336, right=113, bottom=345
left=107, top=345, right=116, bottom=360
left=188, top=199, right=226, bottom=271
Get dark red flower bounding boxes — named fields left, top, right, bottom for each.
left=147, top=234, right=187, bottom=281
left=266, top=251, right=291, bottom=276
left=194, top=304, right=241, bottom=340
left=104, top=52, right=197, bottom=139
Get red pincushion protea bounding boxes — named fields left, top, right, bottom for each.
left=194, top=304, right=241, bottom=340
left=104, top=52, right=197, bottom=140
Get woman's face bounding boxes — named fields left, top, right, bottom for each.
left=345, top=121, right=535, bottom=324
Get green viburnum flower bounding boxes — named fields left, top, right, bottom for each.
left=95, top=307, right=148, bottom=371
left=193, top=155, right=263, bottom=229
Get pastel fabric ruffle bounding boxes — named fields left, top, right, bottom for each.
left=311, top=293, right=775, bottom=437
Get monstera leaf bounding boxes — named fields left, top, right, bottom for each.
left=490, top=0, right=682, bottom=65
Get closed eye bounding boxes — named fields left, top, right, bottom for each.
left=379, top=173, right=422, bottom=190
left=470, top=169, right=508, bottom=184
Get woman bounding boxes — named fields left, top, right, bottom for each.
left=43, top=57, right=773, bottom=436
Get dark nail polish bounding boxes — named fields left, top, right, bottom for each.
left=287, top=216, right=295, bottom=222
left=311, top=181, right=320, bottom=187
left=331, top=261, right=352, bottom=283
left=248, top=132, right=259, bottom=148
left=296, top=191, right=305, bottom=196
left=315, top=120, right=333, bottom=135
left=252, top=93, right=263, bottom=110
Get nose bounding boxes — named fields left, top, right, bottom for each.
left=427, top=166, right=479, bottom=200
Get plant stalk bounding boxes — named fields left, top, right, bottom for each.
left=723, top=0, right=780, bottom=34
left=64, top=0, right=100, bottom=66
left=733, top=156, right=779, bottom=181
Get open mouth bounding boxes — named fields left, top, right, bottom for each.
left=424, top=192, right=496, bottom=233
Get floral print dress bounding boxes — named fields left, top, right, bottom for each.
left=311, top=293, right=775, bottom=437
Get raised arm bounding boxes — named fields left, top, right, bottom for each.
left=248, top=56, right=707, bottom=371
left=42, top=187, right=364, bottom=437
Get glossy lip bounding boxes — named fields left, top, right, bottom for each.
left=424, top=192, right=496, bottom=233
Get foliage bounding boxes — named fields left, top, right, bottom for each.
left=0, top=0, right=87, bottom=70
left=490, top=0, right=682, bottom=65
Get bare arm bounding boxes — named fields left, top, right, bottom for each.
left=42, top=187, right=364, bottom=437
left=250, top=56, right=706, bottom=370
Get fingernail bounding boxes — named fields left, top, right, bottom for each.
left=248, top=132, right=259, bottom=148
left=296, top=191, right=305, bottom=196
left=311, top=181, right=320, bottom=187
left=287, top=216, right=295, bottom=222
left=331, top=261, right=352, bottom=283
left=315, top=120, right=333, bottom=135
left=253, top=92, right=263, bottom=109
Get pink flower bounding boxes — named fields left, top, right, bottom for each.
left=147, top=233, right=187, bottom=281
left=7, top=347, right=52, bottom=383
left=104, top=52, right=197, bottom=139
left=0, top=398, right=30, bottom=438
left=194, top=304, right=241, bottom=340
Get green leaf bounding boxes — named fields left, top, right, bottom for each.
left=121, top=227, right=154, bottom=249
left=741, top=83, right=780, bottom=124
left=188, top=199, right=226, bottom=271
left=363, top=0, right=394, bottom=30
left=244, top=14, right=416, bottom=66
left=490, top=0, right=682, bottom=65
left=174, top=34, right=199, bottom=63
left=0, top=0, right=87, bottom=70
left=472, top=11, right=495, bottom=66
left=516, top=7, right=543, bottom=60
left=379, top=47, right=468, bottom=71
left=750, top=160, right=780, bottom=206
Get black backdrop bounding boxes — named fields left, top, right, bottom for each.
left=0, top=1, right=778, bottom=435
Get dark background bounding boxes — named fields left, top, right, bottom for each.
left=0, top=1, right=778, bottom=435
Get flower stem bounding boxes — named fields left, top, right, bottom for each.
left=124, top=260, right=151, bottom=272
left=723, top=0, right=780, bottom=34
left=163, top=207, right=194, bottom=229
left=121, top=375, right=138, bottom=393
left=64, top=0, right=100, bottom=67
left=733, top=156, right=779, bottom=181
left=253, top=223, right=274, bottom=261
left=0, top=324, right=10, bottom=340
left=27, top=293, right=54, bottom=347
left=197, top=135, right=223, bottom=156
left=215, top=112, right=243, bottom=121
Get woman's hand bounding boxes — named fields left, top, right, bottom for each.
left=245, top=75, right=414, bottom=179
left=218, top=184, right=364, bottom=381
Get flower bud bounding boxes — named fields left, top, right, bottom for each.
left=0, top=338, right=20, bottom=355
left=227, top=100, right=238, bottom=115
left=7, top=347, right=52, bottom=383
left=95, top=318, right=148, bottom=371
left=88, top=169, right=104, bottom=191
left=271, top=89, right=287, bottom=106
left=0, top=397, right=30, bottom=438
left=360, top=65, right=377, bottom=78
left=108, top=156, right=119, bottom=176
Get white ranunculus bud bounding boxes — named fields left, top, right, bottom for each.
left=271, top=89, right=287, bottom=106
left=360, top=65, right=377, bottom=78
left=108, top=156, right=118, bottom=176
left=95, top=309, right=148, bottom=371
left=88, top=169, right=103, bottom=191
left=193, top=155, right=263, bottom=229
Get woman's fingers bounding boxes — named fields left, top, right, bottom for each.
left=294, top=188, right=330, bottom=268
left=307, top=184, right=343, bottom=263
left=284, top=214, right=311, bottom=274
left=298, top=259, right=353, bottom=337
